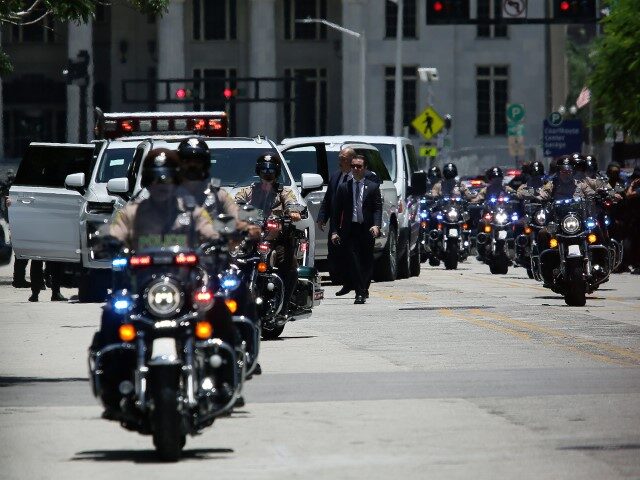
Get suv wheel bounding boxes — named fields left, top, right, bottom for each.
left=374, top=226, right=397, bottom=282
left=397, top=234, right=410, bottom=279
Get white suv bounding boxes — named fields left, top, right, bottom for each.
left=280, top=136, right=423, bottom=280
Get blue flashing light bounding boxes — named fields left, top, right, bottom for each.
left=419, top=211, right=429, bottom=219
left=489, top=197, right=497, bottom=203
left=220, top=273, right=241, bottom=291
left=511, top=213, right=519, bottom=222
left=585, top=217, right=597, bottom=230
left=112, top=258, right=128, bottom=269
left=113, top=298, right=131, bottom=313
left=436, top=213, right=444, bottom=221
left=604, top=216, right=611, bottom=226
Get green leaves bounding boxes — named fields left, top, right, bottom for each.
left=589, top=0, right=640, bottom=137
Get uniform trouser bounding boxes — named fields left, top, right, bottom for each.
left=274, top=242, right=298, bottom=314
left=13, top=256, right=27, bottom=282
left=30, top=261, right=62, bottom=295
left=344, top=224, right=375, bottom=297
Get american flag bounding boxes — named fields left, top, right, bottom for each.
left=576, top=87, right=591, bottom=109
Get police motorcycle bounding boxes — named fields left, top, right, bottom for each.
left=476, top=195, right=519, bottom=274
left=235, top=205, right=320, bottom=340
left=517, top=196, right=551, bottom=280
left=426, top=196, right=471, bottom=270
left=594, top=189, right=624, bottom=272
left=537, top=197, right=612, bottom=306
left=88, top=210, right=249, bottom=461
left=417, top=194, right=437, bottom=263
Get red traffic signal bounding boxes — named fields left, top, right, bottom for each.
left=433, top=1, right=443, bottom=12
left=559, top=1, right=570, bottom=11
left=175, top=88, right=186, bottom=99
left=554, top=0, right=596, bottom=21
left=223, top=87, right=233, bottom=99
left=426, top=0, right=469, bottom=25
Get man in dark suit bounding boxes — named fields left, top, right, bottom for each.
left=330, top=154, right=382, bottom=304
left=317, top=147, right=355, bottom=284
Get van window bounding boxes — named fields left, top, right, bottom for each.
left=281, top=145, right=329, bottom=183
left=14, top=145, right=95, bottom=187
left=96, top=147, right=137, bottom=183
left=208, top=148, right=291, bottom=187
left=371, top=143, right=397, bottom=181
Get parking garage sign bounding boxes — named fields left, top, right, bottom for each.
left=542, top=119, right=583, bottom=157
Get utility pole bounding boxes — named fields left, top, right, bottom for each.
left=392, top=0, right=404, bottom=136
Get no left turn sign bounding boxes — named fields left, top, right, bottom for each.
left=503, top=0, right=527, bottom=18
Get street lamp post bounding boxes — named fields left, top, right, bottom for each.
left=296, top=17, right=366, bottom=134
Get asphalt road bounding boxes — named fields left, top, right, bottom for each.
left=1, top=258, right=639, bottom=479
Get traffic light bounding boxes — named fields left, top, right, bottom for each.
left=62, top=50, right=90, bottom=84
left=554, top=0, right=596, bottom=22
left=426, top=0, right=470, bottom=25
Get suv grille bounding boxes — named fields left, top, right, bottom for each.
left=86, top=201, right=115, bottom=215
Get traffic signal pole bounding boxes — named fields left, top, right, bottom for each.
left=392, top=0, right=404, bottom=137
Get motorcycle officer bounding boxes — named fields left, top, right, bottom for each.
left=430, top=163, right=475, bottom=200
left=426, top=166, right=442, bottom=191
left=516, top=161, right=546, bottom=200
left=473, top=167, right=516, bottom=203
left=234, top=153, right=303, bottom=317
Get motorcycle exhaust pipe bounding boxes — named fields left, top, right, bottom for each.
left=476, top=232, right=488, bottom=245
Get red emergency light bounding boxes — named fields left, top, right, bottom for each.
left=559, top=1, right=570, bottom=11
left=96, top=111, right=229, bottom=139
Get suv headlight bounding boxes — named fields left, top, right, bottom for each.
left=145, top=278, right=184, bottom=318
left=534, top=209, right=546, bottom=226
left=446, top=209, right=458, bottom=222
left=561, top=214, right=581, bottom=234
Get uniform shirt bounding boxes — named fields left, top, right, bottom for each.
left=538, top=179, right=591, bottom=201
left=110, top=197, right=217, bottom=250
left=430, top=179, right=474, bottom=200
left=515, top=176, right=545, bottom=200
left=473, top=184, right=516, bottom=203
left=234, top=182, right=300, bottom=217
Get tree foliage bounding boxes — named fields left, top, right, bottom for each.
left=589, top=0, right=640, bottom=138
left=0, top=0, right=168, bottom=74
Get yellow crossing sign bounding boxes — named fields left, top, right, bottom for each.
left=411, top=106, right=445, bottom=140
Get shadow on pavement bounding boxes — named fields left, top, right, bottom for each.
left=0, top=376, right=88, bottom=387
left=71, top=448, right=234, bottom=463
left=262, top=335, right=317, bottom=342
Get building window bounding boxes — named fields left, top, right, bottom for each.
left=193, top=68, right=238, bottom=136
left=9, top=7, right=54, bottom=43
left=284, top=68, right=327, bottom=137
left=384, top=66, right=417, bottom=136
left=476, top=66, right=508, bottom=136
left=193, top=0, right=237, bottom=40
left=385, top=0, right=417, bottom=39
left=284, top=0, right=327, bottom=40
left=477, top=0, right=507, bottom=38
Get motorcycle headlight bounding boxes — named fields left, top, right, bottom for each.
left=446, top=209, right=458, bottom=222
left=495, top=212, right=508, bottom=224
left=534, top=209, right=546, bottom=226
left=220, top=271, right=241, bottom=291
left=561, top=214, right=581, bottom=234
left=144, top=278, right=184, bottom=318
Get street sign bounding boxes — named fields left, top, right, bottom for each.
left=506, top=103, right=525, bottom=123
left=419, top=146, right=438, bottom=157
left=542, top=119, right=583, bottom=157
left=411, top=106, right=445, bottom=140
left=508, top=136, right=525, bottom=157
left=507, top=123, right=525, bottom=137
left=548, top=111, right=563, bottom=127
left=503, top=0, right=527, bottom=19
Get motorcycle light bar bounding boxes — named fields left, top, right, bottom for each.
left=96, top=111, right=228, bottom=139
left=175, top=253, right=198, bottom=265
left=130, top=255, right=152, bottom=267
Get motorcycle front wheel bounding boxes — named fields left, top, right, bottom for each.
left=262, top=324, right=285, bottom=340
left=152, top=380, right=184, bottom=461
left=444, top=244, right=458, bottom=270
left=564, top=266, right=586, bottom=307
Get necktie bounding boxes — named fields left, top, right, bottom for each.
left=356, top=181, right=363, bottom=223
left=341, top=173, right=348, bottom=183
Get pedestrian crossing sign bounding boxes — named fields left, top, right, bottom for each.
left=412, top=106, right=445, bottom=140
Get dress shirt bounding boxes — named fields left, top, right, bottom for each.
left=352, top=179, right=364, bottom=223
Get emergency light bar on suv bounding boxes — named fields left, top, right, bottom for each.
left=95, top=111, right=228, bottom=139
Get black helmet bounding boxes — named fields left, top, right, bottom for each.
left=141, top=148, right=180, bottom=188
left=571, top=153, right=587, bottom=172
left=255, top=152, right=281, bottom=177
left=443, top=163, right=458, bottom=180
left=557, top=156, right=573, bottom=172
left=427, top=166, right=441, bottom=180
left=486, top=167, right=503, bottom=180
left=585, top=155, right=597, bottom=174
left=530, top=161, right=545, bottom=176
left=177, top=137, right=210, bottom=180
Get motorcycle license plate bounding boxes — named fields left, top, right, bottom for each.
left=448, top=228, right=458, bottom=238
left=497, top=230, right=507, bottom=240
left=567, top=244, right=581, bottom=257
left=150, top=338, right=178, bottom=364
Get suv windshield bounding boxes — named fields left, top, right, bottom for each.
left=326, top=149, right=391, bottom=182
left=96, top=147, right=137, bottom=183
left=371, top=143, right=397, bottom=181
left=208, top=147, right=291, bottom=187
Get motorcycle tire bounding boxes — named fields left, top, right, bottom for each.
left=444, top=245, right=458, bottom=270
left=152, top=386, right=184, bottom=462
left=262, top=325, right=285, bottom=340
left=428, top=256, right=440, bottom=267
left=489, top=256, right=509, bottom=275
left=564, top=267, right=587, bottom=307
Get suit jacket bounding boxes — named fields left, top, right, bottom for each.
left=330, top=176, right=383, bottom=235
left=319, top=170, right=381, bottom=224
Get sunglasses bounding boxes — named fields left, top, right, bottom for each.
left=258, top=163, right=278, bottom=174
left=351, top=164, right=364, bottom=170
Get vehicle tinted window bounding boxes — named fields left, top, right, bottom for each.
left=371, top=143, right=397, bottom=180
left=96, top=148, right=137, bottom=183
left=358, top=149, right=391, bottom=181
left=14, top=145, right=94, bottom=187
left=208, top=147, right=291, bottom=187
left=405, top=144, right=419, bottom=172
left=281, top=146, right=329, bottom=183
